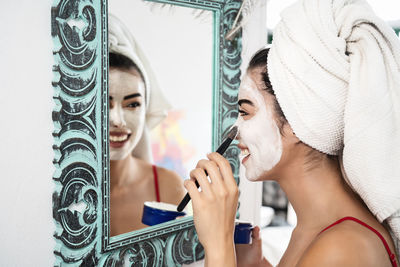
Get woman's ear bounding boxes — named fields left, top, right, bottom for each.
left=282, top=123, right=300, bottom=144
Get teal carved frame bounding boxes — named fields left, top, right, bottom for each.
left=51, top=0, right=242, bottom=265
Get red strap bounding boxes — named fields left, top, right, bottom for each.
left=152, top=165, right=160, bottom=202
left=320, top=216, right=397, bottom=267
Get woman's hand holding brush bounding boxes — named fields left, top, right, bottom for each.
left=184, top=152, right=239, bottom=267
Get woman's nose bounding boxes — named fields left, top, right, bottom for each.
left=110, top=106, right=126, bottom=128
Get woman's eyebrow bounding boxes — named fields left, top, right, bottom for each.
left=238, top=99, right=254, bottom=106
left=123, top=93, right=142, bottom=100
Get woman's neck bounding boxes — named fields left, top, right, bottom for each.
left=277, top=156, right=358, bottom=231
left=110, top=156, right=138, bottom=188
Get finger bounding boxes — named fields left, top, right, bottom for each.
left=207, top=152, right=236, bottom=188
left=251, top=226, right=261, bottom=240
left=189, top=168, right=212, bottom=194
left=184, top=179, right=200, bottom=200
left=250, top=226, right=263, bottom=246
left=196, top=159, right=225, bottom=189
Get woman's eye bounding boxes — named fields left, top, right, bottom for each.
left=126, top=102, right=141, bottom=108
left=239, top=109, right=248, bottom=116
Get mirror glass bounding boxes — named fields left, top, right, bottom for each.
left=108, top=0, right=213, bottom=236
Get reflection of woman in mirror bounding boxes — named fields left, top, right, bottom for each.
left=184, top=0, right=400, bottom=266
left=108, top=14, right=185, bottom=236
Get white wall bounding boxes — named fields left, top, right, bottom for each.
left=0, top=1, right=54, bottom=266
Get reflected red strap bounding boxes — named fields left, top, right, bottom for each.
left=152, top=165, right=160, bottom=202
left=320, top=216, right=397, bottom=267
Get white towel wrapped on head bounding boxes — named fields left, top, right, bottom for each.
left=268, top=0, right=400, bottom=254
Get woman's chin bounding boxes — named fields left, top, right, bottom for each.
left=244, top=163, right=275, bottom=182
left=244, top=166, right=262, bottom=182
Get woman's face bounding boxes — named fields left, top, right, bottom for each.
left=236, top=67, right=283, bottom=181
left=109, top=67, right=146, bottom=161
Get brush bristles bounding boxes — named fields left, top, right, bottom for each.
left=226, top=126, right=238, bottom=140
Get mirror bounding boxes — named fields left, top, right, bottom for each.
left=108, top=0, right=213, bottom=236
left=51, top=0, right=242, bottom=265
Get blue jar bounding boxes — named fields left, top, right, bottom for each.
left=142, top=201, right=186, bottom=226
left=234, top=222, right=253, bottom=244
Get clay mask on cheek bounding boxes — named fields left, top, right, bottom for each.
left=110, top=104, right=145, bottom=161
left=237, top=77, right=282, bottom=181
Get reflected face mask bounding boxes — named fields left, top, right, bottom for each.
left=109, top=68, right=146, bottom=160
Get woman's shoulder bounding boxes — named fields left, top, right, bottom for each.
left=134, top=159, right=179, bottom=179
left=155, top=166, right=183, bottom=184
left=296, top=220, right=391, bottom=267
left=155, top=166, right=186, bottom=203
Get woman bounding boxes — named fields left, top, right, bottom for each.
left=108, top=15, right=185, bottom=236
left=185, top=0, right=400, bottom=266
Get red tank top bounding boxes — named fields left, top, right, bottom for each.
left=320, top=216, right=397, bottom=267
left=152, top=165, right=160, bottom=202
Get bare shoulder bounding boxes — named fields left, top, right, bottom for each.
left=296, top=221, right=391, bottom=267
left=156, top=166, right=184, bottom=185
left=156, top=166, right=185, bottom=204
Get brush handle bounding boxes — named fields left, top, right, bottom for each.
left=177, top=180, right=199, bottom=212
left=216, top=137, right=234, bottom=155
left=176, top=137, right=234, bottom=212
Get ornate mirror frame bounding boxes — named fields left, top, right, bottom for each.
left=51, top=0, right=242, bottom=265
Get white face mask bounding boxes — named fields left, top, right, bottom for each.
left=109, top=68, right=146, bottom=161
left=236, top=74, right=282, bottom=181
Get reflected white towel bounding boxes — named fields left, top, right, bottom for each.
left=268, top=0, right=400, bottom=254
left=108, top=14, right=171, bottom=162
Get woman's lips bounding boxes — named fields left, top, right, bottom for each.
left=238, top=144, right=250, bottom=164
left=109, top=132, right=131, bottom=148
left=242, top=154, right=250, bottom=164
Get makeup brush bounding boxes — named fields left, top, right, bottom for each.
left=177, top=125, right=238, bottom=212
